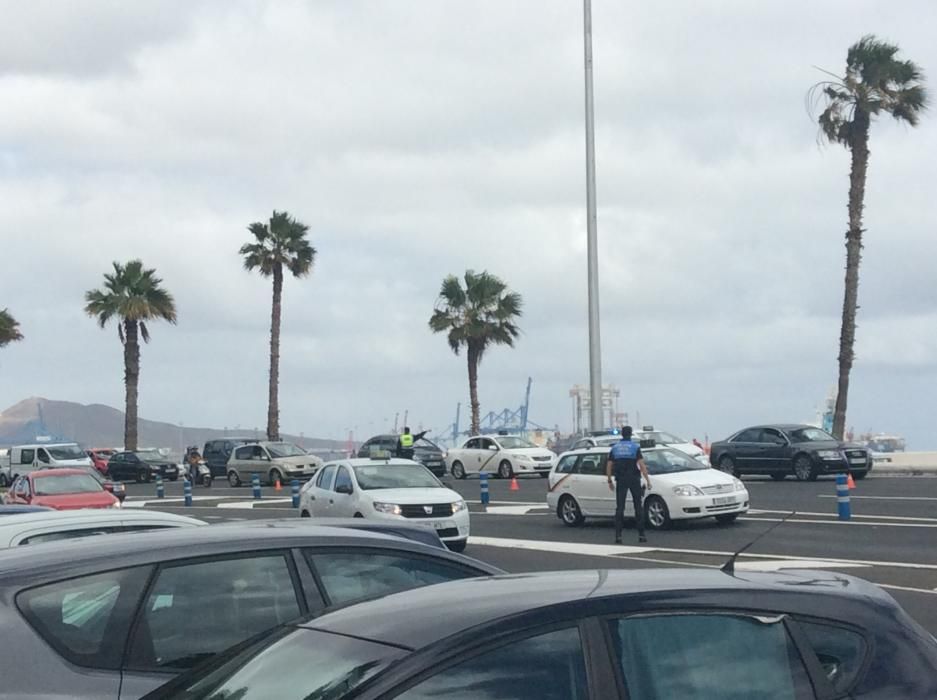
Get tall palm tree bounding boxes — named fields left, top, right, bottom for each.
left=84, top=260, right=177, bottom=451
left=429, top=270, right=522, bottom=435
left=240, top=211, right=316, bottom=441
left=0, top=308, right=23, bottom=347
left=810, top=35, right=927, bottom=439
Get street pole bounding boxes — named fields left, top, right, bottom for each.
left=583, top=0, right=603, bottom=431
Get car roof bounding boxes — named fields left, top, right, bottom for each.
left=302, top=568, right=897, bottom=650
left=741, top=424, right=812, bottom=432
left=0, top=521, right=499, bottom=586
left=28, top=468, right=91, bottom=478
left=331, top=458, right=422, bottom=467
left=0, top=509, right=205, bottom=532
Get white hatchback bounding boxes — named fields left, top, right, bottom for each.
left=546, top=446, right=749, bottom=530
left=300, top=458, right=470, bottom=552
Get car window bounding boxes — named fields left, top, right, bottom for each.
left=316, top=465, right=337, bottom=490
left=797, top=619, right=868, bottom=695
left=37, top=449, right=51, bottom=464
left=734, top=429, right=762, bottom=443
left=609, top=613, right=813, bottom=699
left=577, top=455, right=604, bottom=475
left=126, top=554, right=301, bottom=672
left=306, top=550, right=478, bottom=607
left=762, top=429, right=788, bottom=445
left=394, top=626, right=588, bottom=700
left=14, top=478, right=28, bottom=496
left=333, top=467, right=353, bottom=493
left=16, top=567, right=151, bottom=670
left=233, top=446, right=253, bottom=460
left=555, top=454, right=579, bottom=474
left=20, top=525, right=177, bottom=546
left=20, top=449, right=34, bottom=464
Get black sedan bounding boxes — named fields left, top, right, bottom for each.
left=357, top=434, right=447, bottom=477
left=148, top=567, right=937, bottom=700
left=710, top=424, right=873, bottom=481
left=106, top=449, right=180, bottom=482
left=0, top=521, right=500, bottom=699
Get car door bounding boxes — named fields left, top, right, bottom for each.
left=761, top=428, right=792, bottom=471
left=729, top=429, right=765, bottom=471
left=476, top=438, right=501, bottom=475
left=309, top=465, right=337, bottom=516
left=118, top=551, right=305, bottom=699
left=577, top=454, right=614, bottom=516
left=329, top=466, right=356, bottom=517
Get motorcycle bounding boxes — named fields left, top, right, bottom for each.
left=188, top=460, right=212, bottom=487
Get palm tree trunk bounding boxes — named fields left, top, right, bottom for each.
left=267, top=263, right=283, bottom=441
left=832, top=114, right=870, bottom=440
left=124, top=319, right=140, bottom=451
left=467, top=344, right=480, bottom=435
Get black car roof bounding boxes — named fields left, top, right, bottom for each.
left=0, top=521, right=499, bottom=587
left=745, top=424, right=813, bottom=431
left=302, top=568, right=896, bottom=650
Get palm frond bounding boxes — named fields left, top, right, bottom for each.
left=85, top=259, right=177, bottom=341
left=139, top=321, right=150, bottom=344
left=242, top=211, right=316, bottom=280
left=0, top=308, right=23, bottom=346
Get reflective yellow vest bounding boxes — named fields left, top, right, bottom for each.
left=399, top=434, right=414, bottom=448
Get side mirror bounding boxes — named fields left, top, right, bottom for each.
left=335, top=483, right=353, bottom=495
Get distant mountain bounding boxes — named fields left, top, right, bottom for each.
left=0, top=397, right=349, bottom=456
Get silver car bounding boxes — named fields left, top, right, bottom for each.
left=225, top=441, right=322, bottom=486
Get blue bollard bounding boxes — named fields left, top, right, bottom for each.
left=156, top=475, right=164, bottom=499
left=183, top=479, right=192, bottom=507
left=252, top=473, right=262, bottom=499
left=479, top=472, right=490, bottom=506
left=836, top=474, right=850, bottom=521
left=291, top=480, right=300, bottom=508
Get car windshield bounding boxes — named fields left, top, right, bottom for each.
left=353, top=464, right=440, bottom=489
left=267, top=443, right=306, bottom=458
left=496, top=436, right=535, bottom=449
left=637, top=431, right=685, bottom=444
left=789, top=428, right=836, bottom=443
left=33, top=474, right=103, bottom=495
left=642, top=448, right=709, bottom=475
left=45, top=445, right=86, bottom=460
left=412, top=439, right=441, bottom=453
left=134, top=449, right=162, bottom=460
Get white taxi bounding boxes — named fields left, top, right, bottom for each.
left=299, top=458, right=469, bottom=552
left=546, top=445, right=749, bottom=530
left=446, top=434, right=556, bottom=479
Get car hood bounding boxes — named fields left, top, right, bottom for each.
left=360, top=487, right=461, bottom=504
left=51, top=458, right=94, bottom=468
left=504, top=448, right=555, bottom=459
left=653, top=468, right=740, bottom=489
left=33, top=493, right=118, bottom=510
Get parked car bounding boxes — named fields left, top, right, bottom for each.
left=710, top=424, right=873, bottom=481
left=3, top=469, right=121, bottom=510
left=634, top=426, right=710, bottom=465
left=84, top=465, right=127, bottom=503
left=566, top=433, right=621, bottom=451
left=0, top=522, right=500, bottom=699
left=446, top=433, right=556, bottom=479
left=300, top=458, right=469, bottom=551
left=86, top=448, right=117, bottom=474
left=0, top=509, right=204, bottom=548
left=145, top=567, right=937, bottom=700
left=357, top=434, right=447, bottom=477
left=107, top=449, right=180, bottom=483
left=7, top=443, right=93, bottom=480
left=202, top=437, right=258, bottom=478
left=547, top=445, right=748, bottom=530
left=226, top=441, right=322, bottom=486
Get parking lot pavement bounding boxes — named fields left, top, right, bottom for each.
left=124, top=474, right=937, bottom=636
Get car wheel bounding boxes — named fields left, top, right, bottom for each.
left=269, top=468, right=283, bottom=486
left=451, top=461, right=466, bottom=480
left=644, top=496, right=671, bottom=530
left=770, top=473, right=786, bottom=481
left=353, top=512, right=364, bottom=518
left=446, top=539, right=467, bottom=553
left=558, top=495, right=585, bottom=527
left=300, top=510, right=311, bottom=518
left=715, top=513, right=739, bottom=525
left=718, top=456, right=737, bottom=477
left=227, top=471, right=242, bottom=487
left=498, top=460, right=514, bottom=479
left=136, top=468, right=151, bottom=484
left=852, top=470, right=868, bottom=481
left=793, top=455, right=817, bottom=481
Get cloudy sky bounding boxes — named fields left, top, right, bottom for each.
left=1, top=1, right=935, bottom=448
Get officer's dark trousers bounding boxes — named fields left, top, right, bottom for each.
left=615, top=471, right=645, bottom=539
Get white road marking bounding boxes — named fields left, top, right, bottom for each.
left=749, top=509, right=937, bottom=524
left=739, top=516, right=937, bottom=529
left=877, top=583, right=937, bottom=596
left=123, top=496, right=230, bottom=508
left=818, top=495, right=937, bottom=501
left=217, top=498, right=294, bottom=509
left=470, top=536, right=653, bottom=557
left=483, top=505, right=544, bottom=515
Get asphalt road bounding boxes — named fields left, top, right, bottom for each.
left=123, top=473, right=937, bottom=635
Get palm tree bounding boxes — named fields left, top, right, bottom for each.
left=240, top=211, right=316, bottom=441
left=429, top=270, right=522, bottom=435
left=0, top=309, right=23, bottom=347
left=810, top=35, right=927, bottom=439
left=84, top=260, right=177, bottom=451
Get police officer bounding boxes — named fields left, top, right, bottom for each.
left=396, top=427, right=428, bottom=460
left=605, top=426, right=652, bottom=544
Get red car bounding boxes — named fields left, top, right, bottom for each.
left=86, top=448, right=117, bottom=474
left=3, top=469, right=120, bottom=510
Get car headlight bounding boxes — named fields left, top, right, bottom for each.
left=672, top=485, right=704, bottom=497
left=372, top=502, right=402, bottom=516
left=451, top=499, right=467, bottom=514
left=733, top=478, right=746, bottom=492
left=816, top=450, right=840, bottom=460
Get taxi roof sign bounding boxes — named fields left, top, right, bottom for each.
left=368, top=446, right=393, bottom=460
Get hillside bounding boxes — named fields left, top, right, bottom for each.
left=0, top=397, right=347, bottom=454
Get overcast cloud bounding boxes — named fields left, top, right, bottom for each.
left=1, top=0, right=935, bottom=447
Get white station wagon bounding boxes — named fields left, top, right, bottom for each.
left=546, top=445, right=749, bottom=530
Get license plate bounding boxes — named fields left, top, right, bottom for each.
left=849, top=458, right=866, bottom=464
left=713, top=497, right=736, bottom=506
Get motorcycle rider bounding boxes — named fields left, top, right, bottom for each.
left=186, top=446, right=202, bottom=483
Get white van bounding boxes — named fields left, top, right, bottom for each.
left=0, top=449, right=10, bottom=487
left=8, top=443, right=93, bottom=480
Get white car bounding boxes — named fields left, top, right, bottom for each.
left=566, top=434, right=621, bottom=451
left=299, top=458, right=470, bottom=552
left=446, top=434, right=556, bottom=479
left=546, top=446, right=749, bottom=530
left=0, top=509, right=205, bottom=548
left=634, top=429, right=711, bottom=466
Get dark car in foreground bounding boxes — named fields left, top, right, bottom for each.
left=0, top=521, right=500, bottom=699
left=107, top=449, right=181, bottom=482
left=357, top=434, right=447, bottom=477
left=148, top=568, right=937, bottom=700
left=710, top=424, right=873, bottom=481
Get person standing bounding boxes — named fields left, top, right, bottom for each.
left=396, top=427, right=428, bottom=460
left=606, top=426, right=652, bottom=544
